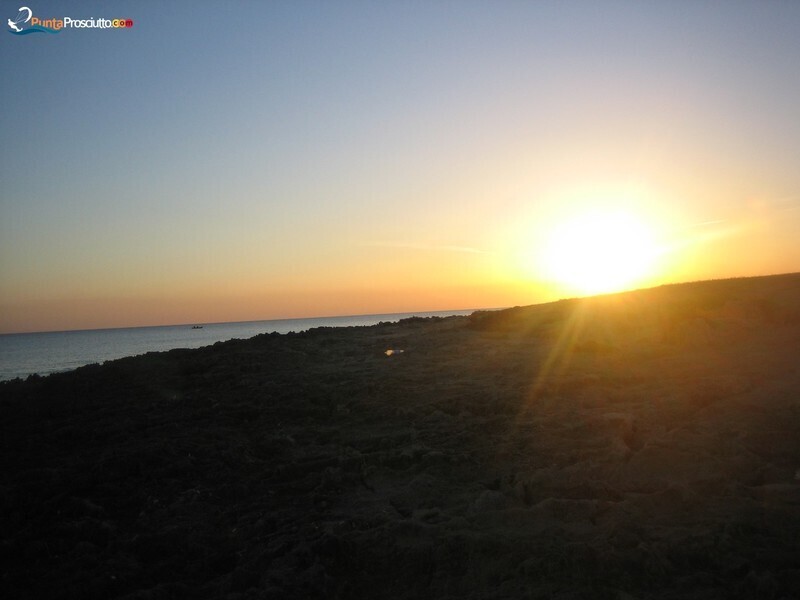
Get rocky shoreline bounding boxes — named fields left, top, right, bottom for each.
left=2, top=274, right=800, bottom=599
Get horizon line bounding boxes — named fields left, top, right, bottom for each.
left=0, top=306, right=501, bottom=337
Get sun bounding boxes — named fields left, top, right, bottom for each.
left=539, top=210, right=659, bottom=295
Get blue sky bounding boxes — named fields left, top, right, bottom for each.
left=2, top=1, right=800, bottom=332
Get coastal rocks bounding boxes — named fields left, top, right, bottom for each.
left=598, top=412, right=643, bottom=452
left=3, top=274, right=800, bottom=598
left=473, top=489, right=513, bottom=513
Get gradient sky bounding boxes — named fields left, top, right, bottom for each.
left=2, top=0, right=800, bottom=333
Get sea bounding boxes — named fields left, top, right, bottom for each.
left=0, top=310, right=476, bottom=382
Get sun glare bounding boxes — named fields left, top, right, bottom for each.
left=540, top=210, right=659, bottom=295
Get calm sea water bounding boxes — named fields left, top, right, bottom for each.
left=0, top=310, right=475, bottom=381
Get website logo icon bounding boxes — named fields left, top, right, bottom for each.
left=8, top=6, right=133, bottom=35
left=8, top=6, right=55, bottom=34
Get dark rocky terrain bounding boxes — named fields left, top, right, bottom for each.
left=2, top=273, right=800, bottom=599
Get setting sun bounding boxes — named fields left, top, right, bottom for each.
left=539, top=210, right=659, bottom=295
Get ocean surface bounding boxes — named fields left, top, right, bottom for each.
left=0, top=310, right=475, bottom=382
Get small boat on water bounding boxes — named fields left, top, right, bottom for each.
left=191, top=325, right=203, bottom=329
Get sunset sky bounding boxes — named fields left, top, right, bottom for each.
left=2, top=1, right=800, bottom=333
